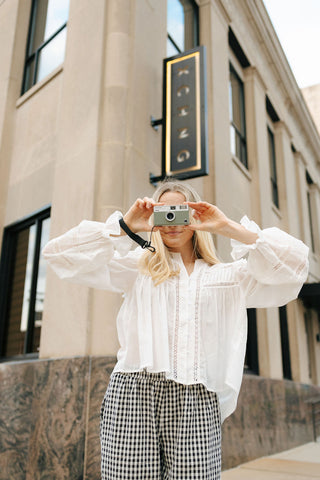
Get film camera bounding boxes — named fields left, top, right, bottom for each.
left=153, top=205, right=190, bottom=226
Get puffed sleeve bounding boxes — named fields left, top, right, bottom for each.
left=231, top=216, right=309, bottom=308
left=42, top=211, right=141, bottom=292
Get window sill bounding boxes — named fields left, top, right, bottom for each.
left=0, top=353, right=39, bottom=364
left=231, top=155, right=252, bottom=181
left=271, top=203, right=282, bottom=219
left=311, top=251, right=320, bottom=263
left=16, top=64, right=64, bottom=108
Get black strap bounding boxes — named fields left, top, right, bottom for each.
left=119, top=218, right=155, bottom=252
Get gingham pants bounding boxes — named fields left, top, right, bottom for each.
left=100, top=370, right=221, bottom=480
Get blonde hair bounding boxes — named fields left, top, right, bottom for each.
left=139, top=180, right=220, bottom=285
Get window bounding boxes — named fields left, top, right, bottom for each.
left=307, top=190, right=315, bottom=253
left=22, top=0, right=70, bottom=94
left=244, top=309, right=259, bottom=374
left=304, top=309, right=317, bottom=383
left=306, top=171, right=318, bottom=254
left=229, top=64, right=248, bottom=168
left=279, top=306, right=292, bottom=380
left=167, top=0, right=199, bottom=57
left=267, top=126, right=279, bottom=208
left=0, top=208, right=51, bottom=360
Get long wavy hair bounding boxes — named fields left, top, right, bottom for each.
left=139, top=180, right=220, bottom=285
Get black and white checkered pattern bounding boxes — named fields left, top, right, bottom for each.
left=100, top=370, right=221, bottom=479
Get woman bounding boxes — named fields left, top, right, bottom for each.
left=42, top=180, right=309, bottom=480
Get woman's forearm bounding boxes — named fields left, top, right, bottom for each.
left=216, top=219, right=259, bottom=245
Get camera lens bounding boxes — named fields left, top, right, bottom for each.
left=165, top=212, right=175, bottom=222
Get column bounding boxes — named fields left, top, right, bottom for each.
left=243, top=66, right=267, bottom=226
left=0, top=0, right=31, bottom=244
left=199, top=0, right=230, bottom=205
left=88, top=0, right=166, bottom=355
left=198, top=0, right=235, bottom=260
left=40, top=0, right=107, bottom=358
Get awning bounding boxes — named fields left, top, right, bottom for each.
left=299, top=283, right=320, bottom=313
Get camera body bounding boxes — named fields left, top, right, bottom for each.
left=153, top=205, right=190, bottom=226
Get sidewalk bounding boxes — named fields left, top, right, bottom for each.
left=222, top=442, right=320, bottom=479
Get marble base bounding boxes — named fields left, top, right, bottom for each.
left=0, top=356, right=114, bottom=480
left=221, top=374, right=319, bottom=470
left=0, top=357, right=318, bottom=478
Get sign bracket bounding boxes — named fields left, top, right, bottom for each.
left=150, top=116, right=163, bottom=132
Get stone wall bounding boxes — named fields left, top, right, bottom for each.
left=0, top=357, right=319, bottom=478
left=221, top=374, right=319, bottom=470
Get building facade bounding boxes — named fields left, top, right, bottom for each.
left=302, top=83, right=320, bottom=136
left=0, top=0, right=320, bottom=478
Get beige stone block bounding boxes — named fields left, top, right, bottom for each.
left=0, top=77, right=9, bottom=137
left=107, top=0, right=131, bottom=34
left=54, top=0, right=105, bottom=161
left=95, top=142, right=127, bottom=213
left=9, top=75, right=61, bottom=184
left=230, top=160, right=252, bottom=220
left=5, top=162, right=54, bottom=225
left=105, top=33, right=131, bottom=88
left=89, top=289, right=122, bottom=356
left=50, top=146, right=96, bottom=235
left=0, top=0, right=19, bottom=83
left=40, top=272, right=90, bottom=358
left=100, top=86, right=128, bottom=144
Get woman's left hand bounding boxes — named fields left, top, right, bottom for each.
left=186, top=201, right=229, bottom=234
left=186, top=201, right=259, bottom=244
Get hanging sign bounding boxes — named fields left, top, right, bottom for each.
left=150, top=46, right=208, bottom=184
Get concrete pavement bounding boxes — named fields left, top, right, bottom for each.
left=222, top=442, right=320, bottom=479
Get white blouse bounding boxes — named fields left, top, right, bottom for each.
left=42, top=212, right=309, bottom=422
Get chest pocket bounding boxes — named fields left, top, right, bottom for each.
left=201, top=281, right=240, bottom=324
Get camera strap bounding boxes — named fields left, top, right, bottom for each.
left=119, top=218, right=155, bottom=252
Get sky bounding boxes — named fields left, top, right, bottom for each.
left=263, top=0, right=320, bottom=88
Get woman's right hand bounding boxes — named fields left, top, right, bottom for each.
left=123, top=197, right=163, bottom=233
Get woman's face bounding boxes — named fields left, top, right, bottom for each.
left=157, top=191, right=194, bottom=252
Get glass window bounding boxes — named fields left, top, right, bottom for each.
left=0, top=209, right=51, bottom=359
left=267, top=126, right=279, bottom=208
left=244, top=308, right=259, bottom=374
left=229, top=64, right=248, bottom=167
left=167, top=0, right=199, bottom=56
left=22, top=0, right=70, bottom=94
left=307, top=191, right=315, bottom=253
left=306, top=171, right=318, bottom=254
left=279, top=306, right=292, bottom=380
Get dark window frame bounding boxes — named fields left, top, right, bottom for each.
left=229, top=63, right=248, bottom=168
left=279, top=305, right=292, bottom=380
left=307, top=190, right=315, bottom=253
left=306, top=171, right=316, bottom=253
left=245, top=308, right=259, bottom=375
left=0, top=206, right=51, bottom=361
left=267, top=126, right=279, bottom=209
left=167, top=0, right=199, bottom=56
left=228, top=28, right=250, bottom=69
left=21, top=0, right=68, bottom=95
